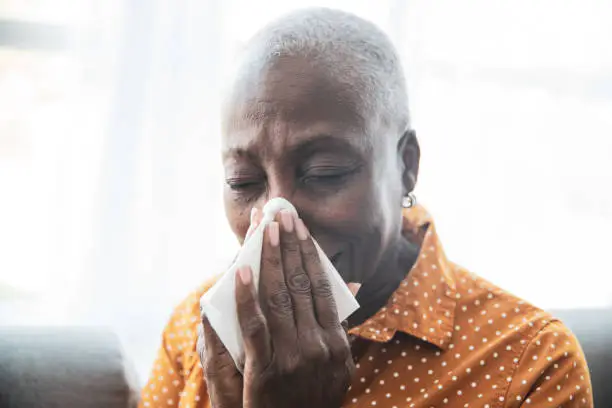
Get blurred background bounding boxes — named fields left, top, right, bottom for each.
left=1, top=0, right=611, bottom=383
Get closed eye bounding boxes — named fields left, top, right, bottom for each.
left=225, top=178, right=263, bottom=191
left=300, top=165, right=362, bottom=186
left=301, top=173, right=349, bottom=185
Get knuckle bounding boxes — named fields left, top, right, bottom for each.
left=241, top=313, right=267, bottom=339
left=302, top=331, right=330, bottom=363
left=267, top=290, right=293, bottom=315
left=311, top=277, right=333, bottom=298
left=287, top=271, right=311, bottom=294
left=300, top=239, right=320, bottom=262
left=307, top=345, right=329, bottom=364
left=263, top=255, right=281, bottom=269
left=282, top=240, right=300, bottom=255
left=202, top=351, right=235, bottom=378
left=204, top=360, right=233, bottom=379
left=318, top=311, right=341, bottom=330
left=278, top=355, right=301, bottom=376
left=302, top=245, right=319, bottom=263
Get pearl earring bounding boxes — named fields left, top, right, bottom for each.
left=402, top=192, right=417, bottom=208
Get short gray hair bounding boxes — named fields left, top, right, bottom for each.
left=233, top=7, right=410, bottom=133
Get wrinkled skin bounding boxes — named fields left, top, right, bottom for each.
left=198, top=54, right=420, bottom=408
left=199, top=210, right=354, bottom=408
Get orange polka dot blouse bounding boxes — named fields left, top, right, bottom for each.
left=139, top=206, right=593, bottom=408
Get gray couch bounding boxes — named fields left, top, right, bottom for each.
left=551, top=309, right=612, bottom=407
left=1, top=309, right=610, bottom=407
left=0, top=327, right=139, bottom=408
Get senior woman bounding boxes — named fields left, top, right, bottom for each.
left=139, top=8, right=592, bottom=408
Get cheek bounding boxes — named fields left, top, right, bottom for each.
left=323, top=186, right=399, bottom=280
left=333, top=187, right=382, bottom=231
left=309, top=175, right=378, bottom=225
left=223, top=192, right=251, bottom=242
left=307, top=186, right=386, bottom=254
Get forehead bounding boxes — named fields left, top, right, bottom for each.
left=222, top=56, right=374, bottom=158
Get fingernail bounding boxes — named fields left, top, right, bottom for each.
left=237, top=266, right=252, bottom=285
left=280, top=210, right=294, bottom=232
left=250, top=207, right=258, bottom=224
left=268, top=222, right=279, bottom=246
left=295, top=218, right=309, bottom=240
left=347, top=282, right=361, bottom=296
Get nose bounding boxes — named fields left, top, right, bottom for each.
left=261, top=171, right=297, bottom=209
left=259, top=172, right=326, bottom=248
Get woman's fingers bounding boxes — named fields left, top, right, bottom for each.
left=296, top=218, right=351, bottom=364
left=258, top=219, right=299, bottom=359
left=296, top=218, right=341, bottom=331
left=278, top=211, right=329, bottom=364
left=278, top=211, right=318, bottom=330
left=235, top=266, right=271, bottom=369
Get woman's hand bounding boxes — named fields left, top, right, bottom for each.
left=235, top=210, right=355, bottom=408
left=197, top=316, right=243, bottom=408
left=198, top=208, right=262, bottom=408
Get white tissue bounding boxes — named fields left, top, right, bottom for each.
left=200, top=197, right=360, bottom=368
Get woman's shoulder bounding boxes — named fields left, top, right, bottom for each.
left=169, top=274, right=223, bottom=324
left=157, top=275, right=223, bottom=372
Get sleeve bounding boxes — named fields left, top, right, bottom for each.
left=138, top=320, right=187, bottom=407
left=504, top=320, right=593, bottom=407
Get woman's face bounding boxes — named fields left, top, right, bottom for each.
left=221, top=57, right=417, bottom=285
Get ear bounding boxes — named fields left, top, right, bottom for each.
left=397, top=129, right=420, bottom=194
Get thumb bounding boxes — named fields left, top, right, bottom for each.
left=198, top=315, right=238, bottom=375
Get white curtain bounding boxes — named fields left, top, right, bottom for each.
left=1, top=0, right=611, bottom=382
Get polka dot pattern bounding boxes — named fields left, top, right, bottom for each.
left=138, top=205, right=593, bottom=407
left=139, top=281, right=213, bottom=408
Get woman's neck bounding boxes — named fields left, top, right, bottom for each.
left=347, top=236, right=419, bottom=328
